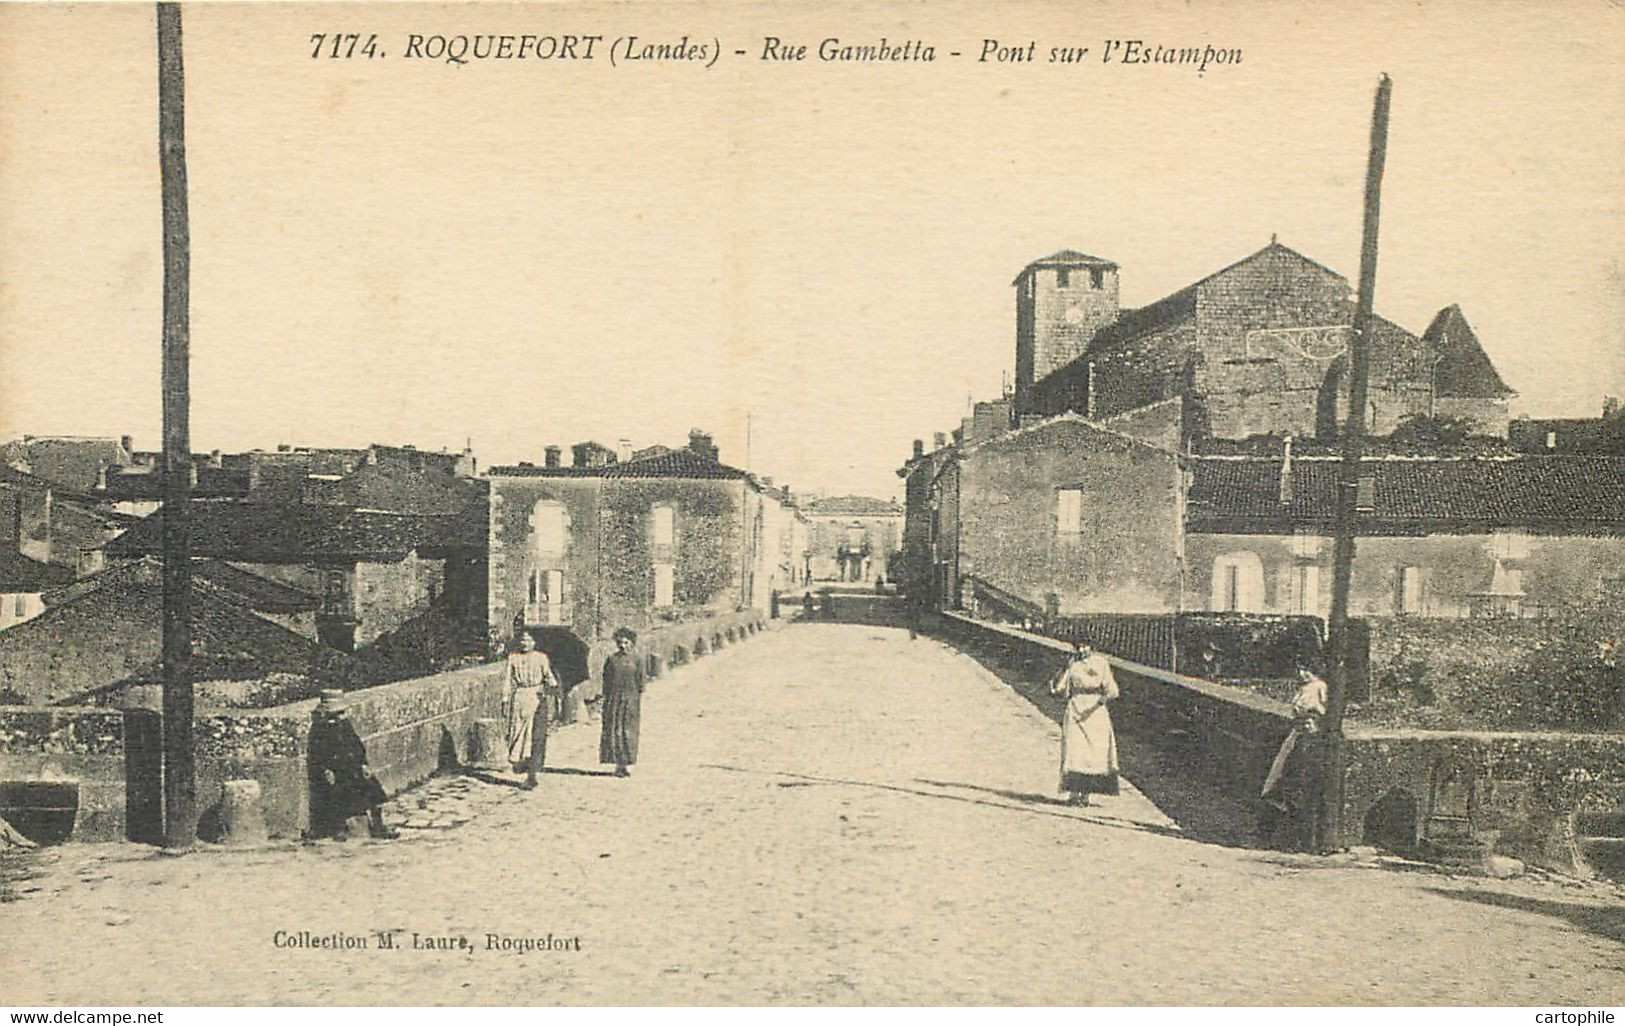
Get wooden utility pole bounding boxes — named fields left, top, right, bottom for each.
left=1319, top=74, right=1393, bottom=852
left=157, top=1, right=196, bottom=848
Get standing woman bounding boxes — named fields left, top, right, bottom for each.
left=600, top=627, right=645, bottom=778
left=1050, top=642, right=1121, bottom=806
left=505, top=631, right=559, bottom=778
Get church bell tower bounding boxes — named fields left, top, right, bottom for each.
left=1013, top=250, right=1120, bottom=415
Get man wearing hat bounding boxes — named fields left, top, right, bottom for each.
left=308, top=690, right=398, bottom=840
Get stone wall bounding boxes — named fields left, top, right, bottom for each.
left=1341, top=728, right=1625, bottom=876
left=941, top=611, right=1295, bottom=801
left=959, top=418, right=1181, bottom=615
left=0, top=706, right=132, bottom=842
left=0, top=609, right=768, bottom=844
left=940, top=611, right=1625, bottom=875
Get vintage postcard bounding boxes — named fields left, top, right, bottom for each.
left=1, top=0, right=1623, bottom=1009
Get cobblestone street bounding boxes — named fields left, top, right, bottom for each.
left=4, top=619, right=1623, bottom=1005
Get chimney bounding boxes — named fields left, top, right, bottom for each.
left=544, top=446, right=562, bottom=469
left=933, top=432, right=947, bottom=449
left=1278, top=435, right=1294, bottom=505
left=572, top=444, right=587, bottom=468
left=120, top=435, right=133, bottom=455
left=1605, top=396, right=1621, bottom=419
left=277, top=442, right=292, bottom=453
left=912, top=439, right=924, bottom=458
left=616, top=438, right=633, bottom=464
left=209, top=449, right=222, bottom=469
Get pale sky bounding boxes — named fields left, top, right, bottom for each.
left=2, top=1, right=1622, bottom=501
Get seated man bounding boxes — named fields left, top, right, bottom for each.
left=307, top=690, right=399, bottom=840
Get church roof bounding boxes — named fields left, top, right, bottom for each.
left=1422, top=305, right=1515, bottom=399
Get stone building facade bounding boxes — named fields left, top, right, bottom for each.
left=800, top=496, right=903, bottom=582
left=1020, top=242, right=1515, bottom=441
left=486, top=437, right=784, bottom=667
left=899, top=241, right=1619, bottom=621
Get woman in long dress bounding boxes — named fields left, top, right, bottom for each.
left=504, top=631, right=559, bottom=775
left=1050, top=643, right=1121, bottom=806
left=599, top=627, right=645, bottom=777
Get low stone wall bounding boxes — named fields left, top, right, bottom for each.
left=0, top=706, right=133, bottom=842
left=195, top=662, right=506, bottom=840
left=942, top=612, right=1296, bottom=805
left=573, top=609, right=770, bottom=704
left=941, top=612, right=1625, bottom=874
left=1341, top=728, right=1625, bottom=875
left=0, top=609, right=769, bottom=844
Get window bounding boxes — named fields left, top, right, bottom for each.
left=1398, top=565, right=1425, bottom=615
left=532, top=501, right=566, bottom=558
left=1545, top=431, right=1558, bottom=450
left=1090, top=267, right=1105, bottom=289
left=1490, top=530, right=1531, bottom=561
left=1211, top=552, right=1266, bottom=612
left=1056, top=268, right=1070, bottom=288
left=1290, top=564, right=1320, bottom=616
left=654, top=563, right=675, bottom=607
left=652, top=505, right=675, bottom=547
left=322, top=570, right=350, bottom=614
left=1056, top=488, right=1084, bottom=536
left=1288, top=529, right=1320, bottom=559
left=530, top=569, right=565, bottom=625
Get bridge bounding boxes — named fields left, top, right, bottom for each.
left=3, top=596, right=1620, bottom=1004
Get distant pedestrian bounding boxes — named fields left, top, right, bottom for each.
left=307, top=690, right=398, bottom=840
left=1260, top=666, right=1328, bottom=812
left=504, top=631, right=560, bottom=789
left=1050, top=643, right=1120, bottom=806
left=802, top=591, right=815, bottom=618
left=600, top=627, right=645, bottom=778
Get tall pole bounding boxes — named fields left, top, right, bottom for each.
left=158, top=1, right=196, bottom=849
left=1319, top=74, right=1392, bottom=852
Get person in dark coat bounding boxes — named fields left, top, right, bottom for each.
left=599, top=627, right=645, bottom=777
left=308, top=690, right=398, bottom=840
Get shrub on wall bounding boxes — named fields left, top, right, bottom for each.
left=1363, top=597, right=1624, bottom=731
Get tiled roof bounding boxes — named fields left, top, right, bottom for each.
left=105, top=502, right=480, bottom=561
left=0, top=464, right=105, bottom=506
left=194, top=560, right=321, bottom=613
left=802, top=495, right=904, bottom=517
left=0, top=550, right=75, bottom=592
left=490, top=450, right=750, bottom=481
left=1187, top=455, right=1625, bottom=532
left=1422, top=305, right=1515, bottom=398
left=0, top=437, right=129, bottom=492
left=44, top=557, right=320, bottom=614
left=99, top=464, right=252, bottom=501
left=1, top=557, right=349, bottom=704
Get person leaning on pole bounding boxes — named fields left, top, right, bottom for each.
left=1261, top=665, right=1329, bottom=816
